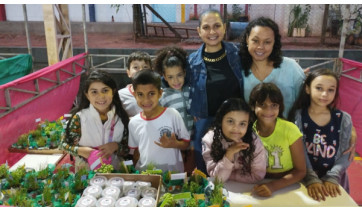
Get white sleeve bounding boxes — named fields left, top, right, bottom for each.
left=172, top=108, right=190, bottom=141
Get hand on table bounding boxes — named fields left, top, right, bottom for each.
left=307, top=183, right=328, bottom=201
left=253, top=184, right=272, bottom=197
left=323, top=181, right=341, bottom=197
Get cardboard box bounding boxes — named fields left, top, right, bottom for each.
left=95, top=173, right=162, bottom=204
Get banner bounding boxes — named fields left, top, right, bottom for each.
left=0, top=53, right=87, bottom=165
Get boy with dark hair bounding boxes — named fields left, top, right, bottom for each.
left=128, top=69, right=190, bottom=172
left=118, top=51, right=152, bottom=117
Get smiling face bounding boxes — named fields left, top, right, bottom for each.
left=163, top=66, right=185, bottom=91
left=221, top=111, right=249, bottom=143
left=133, top=84, right=163, bottom=117
left=306, top=75, right=337, bottom=108
left=254, top=97, right=279, bottom=125
left=127, top=60, right=151, bottom=78
left=247, top=26, right=275, bottom=62
left=197, top=12, right=226, bottom=52
left=85, top=81, right=114, bottom=115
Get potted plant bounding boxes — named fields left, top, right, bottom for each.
left=288, top=4, right=311, bottom=37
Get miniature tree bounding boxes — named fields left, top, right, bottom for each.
left=74, top=167, right=88, bottom=192
left=7, top=165, right=26, bottom=188
left=24, top=172, right=39, bottom=192
left=0, top=163, right=9, bottom=179
left=41, top=185, right=53, bottom=206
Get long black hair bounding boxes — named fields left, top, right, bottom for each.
left=239, top=17, right=283, bottom=77
left=288, top=68, right=340, bottom=121
left=65, top=70, right=129, bottom=149
left=210, top=98, right=256, bottom=175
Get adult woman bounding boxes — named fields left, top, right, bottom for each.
left=239, top=17, right=305, bottom=118
left=186, top=9, right=244, bottom=174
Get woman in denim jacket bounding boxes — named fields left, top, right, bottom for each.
left=186, top=9, right=244, bottom=174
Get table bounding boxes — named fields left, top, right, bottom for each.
left=224, top=179, right=358, bottom=207
left=9, top=154, right=65, bottom=172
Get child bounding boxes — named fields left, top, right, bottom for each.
left=154, top=46, right=195, bottom=174
left=202, top=98, right=267, bottom=183
left=60, top=70, right=130, bottom=172
left=288, top=68, right=352, bottom=201
left=118, top=51, right=152, bottom=117
left=249, top=83, right=306, bottom=197
left=128, top=69, right=190, bottom=172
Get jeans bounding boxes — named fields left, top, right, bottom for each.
left=193, top=116, right=214, bottom=175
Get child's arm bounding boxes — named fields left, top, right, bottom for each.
left=343, top=126, right=356, bottom=161
left=132, top=149, right=140, bottom=166
left=229, top=136, right=267, bottom=183
left=202, top=131, right=235, bottom=182
left=59, top=114, right=94, bottom=159
left=254, top=137, right=306, bottom=197
left=154, top=133, right=189, bottom=150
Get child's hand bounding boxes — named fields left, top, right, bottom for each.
left=225, top=142, right=249, bottom=162
left=253, top=184, right=272, bottom=197
left=323, top=181, right=341, bottom=197
left=307, top=183, right=328, bottom=201
left=98, top=142, right=118, bottom=159
left=154, top=133, right=177, bottom=148
left=78, top=146, right=94, bottom=159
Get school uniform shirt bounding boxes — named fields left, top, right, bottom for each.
left=253, top=118, right=303, bottom=174
left=294, top=109, right=352, bottom=188
left=118, top=84, right=142, bottom=117
left=202, top=130, right=267, bottom=183
left=128, top=107, right=190, bottom=172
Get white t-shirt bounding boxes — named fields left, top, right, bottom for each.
left=118, top=84, right=142, bottom=117
left=128, top=107, right=190, bottom=172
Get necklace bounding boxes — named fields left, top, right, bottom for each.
left=203, top=52, right=226, bottom=63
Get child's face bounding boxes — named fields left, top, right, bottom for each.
left=163, top=66, right=185, bottom=91
left=86, top=81, right=114, bottom=114
left=222, top=111, right=249, bottom=143
left=127, top=60, right=151, bottom=78
left=254, top=97, right=279, bottom=124
left=306, top=75, right=337, bottom=108
left=133, top=84, right=163, bottom=115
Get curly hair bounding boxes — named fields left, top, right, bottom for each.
left=288, top=68, right=340, bottom=121
left=210, top=98, right=256, bottom=175
left=153, top=46, right=187, bottom=76
left=239, top=17, right=283, bottom=77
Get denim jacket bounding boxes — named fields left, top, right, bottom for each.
left=186, top=41, right=244, bottom=118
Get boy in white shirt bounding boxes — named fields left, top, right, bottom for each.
left=118, top=51, right=152, bottom=117
left=128, top=69, right=190, bottom=172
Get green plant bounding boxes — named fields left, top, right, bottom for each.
left=159, top=193, right=176, bottom=207
left=41, top=185, right=53, bottom=206
left=0, top=164, right=9, bottom=179
left=185, top=197, right=198, bottom=207
left=37, top=166, right=50, bottom=180
left=7, top=165, right=26, bottom=188
left=36, top=137, right=47, bottom=147
left=16, top=134, right=28, bottom=147
left=288, top=4, right=311, bottom=36
left=59, top=187, right=76, bottom=205
left=74, top=168, right=88, bottom=192
left=209, top=177, right=224, bottom=206
left=24, top=172, right=39, bottom=192
left=95, top=164, right=114, bottom=173
left=9, top=188, right=33, bottom=207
